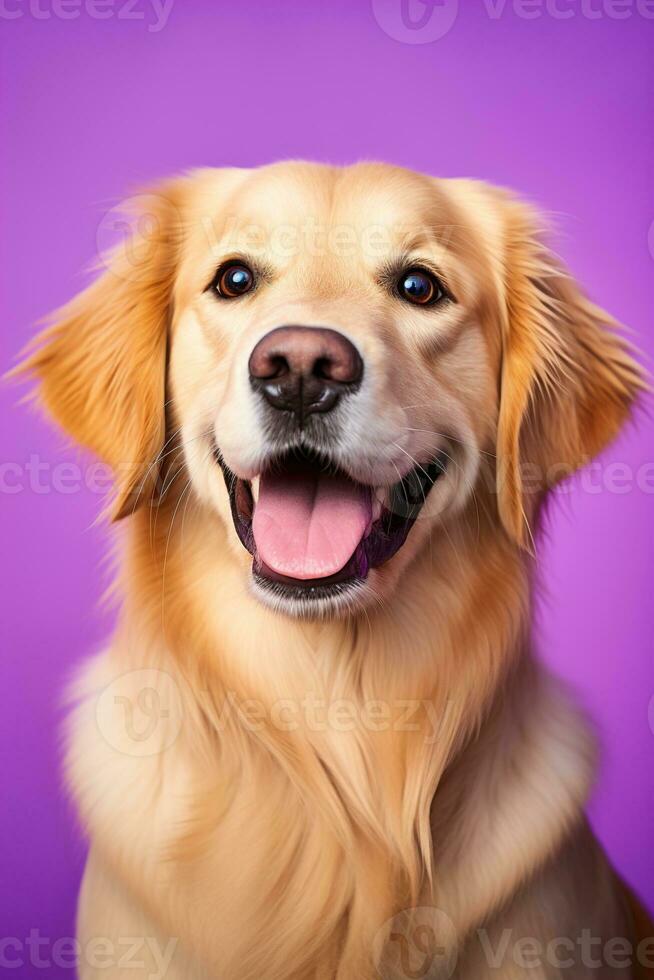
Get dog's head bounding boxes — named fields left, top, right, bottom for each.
left=21, top=162, right=643, bottom=617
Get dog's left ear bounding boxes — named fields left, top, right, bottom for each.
left=13, top=181, right=185, bottom=520
left=495, top=194, right=645, bottom=548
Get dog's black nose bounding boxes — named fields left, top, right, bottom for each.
left=248, top=326, right=363, bottom=422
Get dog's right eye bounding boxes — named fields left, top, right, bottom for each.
left=212, top=262, right=255, bottom=299
left=397, top=268, right=445, bottom=306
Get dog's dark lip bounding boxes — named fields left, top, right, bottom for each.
left=214, top=445, right=447, bottom=597
left=252, top=569, right=362, bottom=603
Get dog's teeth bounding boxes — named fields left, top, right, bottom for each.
left=251, top=476, right=260, bottom=504
left=372, top=495, right=383, bottom=522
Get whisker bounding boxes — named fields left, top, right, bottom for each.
left=150, top=429, right=213, bottom=545
left=389, top=457, right=412, bottom=512
left=392, top=442, right=432, bottom=486
left=160, top=474, right=194, bottom=638
left=400, top=426, right=497, bottom=461
left=393, top=440, right=482, bottom=546
left=130, top=422, right=185, bottom=523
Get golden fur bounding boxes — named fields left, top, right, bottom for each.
left=17, top=162, right=651, bottom=978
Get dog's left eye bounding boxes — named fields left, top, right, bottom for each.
left=212, top=262, right=255, bottom=299
left=397, top=269, right=445, bottom=306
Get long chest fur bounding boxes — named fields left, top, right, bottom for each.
left=67, top=635, right=594, bottom=979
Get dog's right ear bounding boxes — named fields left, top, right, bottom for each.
left=494, top=192, right=645, bottom=549
left=11, top=182, right=185, bottom=520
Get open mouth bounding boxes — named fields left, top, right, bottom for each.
left=216, top=446, right=447, bottom=606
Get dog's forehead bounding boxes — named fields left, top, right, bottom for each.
left=190, top=162, right=465, bottom=248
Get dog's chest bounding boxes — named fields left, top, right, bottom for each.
left=72, top=667, right=409, bottom=977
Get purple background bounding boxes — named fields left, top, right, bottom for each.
left=1, top=0, right=652, bottom=968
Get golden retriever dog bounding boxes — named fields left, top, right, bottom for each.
left=18, top=162, right=652, bottom=979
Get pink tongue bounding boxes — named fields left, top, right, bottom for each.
left=252, top=468, right=371, bottom=580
